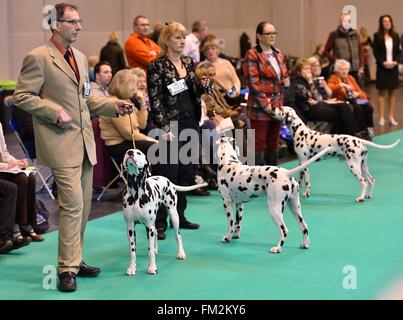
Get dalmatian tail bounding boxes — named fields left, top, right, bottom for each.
left=361, top=139, right=400, bottom=149
left=173, top=182, right=209, bottom=192
left=286, top=146, right=334, bottom=177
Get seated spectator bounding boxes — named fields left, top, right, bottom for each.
left=312, top=43, right=331, bottom=79
left=100, top=32, right=127, bottom=76
left=99, top=69, right=157, bottom=166
left=0, top=123, right=44, bottom=244
left=90, top=61, right=113, bottom=99
left=307, top=56, right=333, bottom=99
left=201, top=36, right=242, bottom=106
left=327, top=59, right=374, bottom=138
left=196, top=61, right=250, bottom=129
left=0, top=178, right=30, bottom=253
left=130, top=67, right=156, bottom=136
left=285, top=59, right=366, bottom=137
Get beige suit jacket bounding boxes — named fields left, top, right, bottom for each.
left=13, top=41, right=118, bottom=168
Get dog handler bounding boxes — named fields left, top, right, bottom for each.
left=13, top=3, right=133, bottom=292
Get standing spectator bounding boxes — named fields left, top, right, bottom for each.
left=243, top=22, right=289, bottom=165
left=373, top=14, right=401, bottom=126
left=124, top=15, right=160, bottom=71
left=90, top=61, right=112, bottom=99
left=148, top=20, right=164, bottom=44
left=183, top=20, right=209, bottom=64
left=148, top=21, right=205, bottom=240
left=100, top=32, right=126, bottom=76
left=324, top=13, right=364, bottom=83
left=13, top=3, right=133, bottom=292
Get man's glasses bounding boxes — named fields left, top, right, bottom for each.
left=58, top=19, right=83, bottom=26
left=260, top=32, right=278, bottom=36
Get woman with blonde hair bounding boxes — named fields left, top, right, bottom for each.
left=202, top=36, right=241, bottom=103
left=99, top=69, right=156, bottom=166
left=147, top=21, right=208, bottom=238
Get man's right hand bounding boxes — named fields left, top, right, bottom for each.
left=57, top=110, right=73, bottom=129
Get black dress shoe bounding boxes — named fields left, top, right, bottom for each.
left=179, top=221, right=200, bottom=229
left=188, top=187, right=210, bottom=196
left=157, top=228, right=166, bottom=240
left=58, top=272, right=76, bottom=292
left=77, top=261, right=101, bottom=277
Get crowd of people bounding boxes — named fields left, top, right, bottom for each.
left=0, top=2, right=401, bottom=293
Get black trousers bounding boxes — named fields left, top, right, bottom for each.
left=306, top=102, right=360, bottom=135
left=154, top=113, right=200, bottom=230
left=0, top=179, right=17, bottom=239
left=0, top=172, right=36, bottom=225
left=351, top=103, right=374, bottom=128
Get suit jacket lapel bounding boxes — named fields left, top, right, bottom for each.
left=72, top=47, right=86, bottom=87
left=48, top=42, right=79, bottom=85
left=257, top=51, right=279, bottom=80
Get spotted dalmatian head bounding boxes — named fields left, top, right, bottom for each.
left=273, top=106, right=298, bottom=125
left=123, top=149, right=149, bottom=177
left=216, top=137, right=241, bottom=164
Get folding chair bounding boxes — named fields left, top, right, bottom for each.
left=91, top=117, right=126, bottom=202
left=96, top=156, right=126, bottom=202
left=8, top=117, right=55, bottom=200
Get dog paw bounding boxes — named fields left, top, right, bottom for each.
left=365, top=194, right=372, bottom=199
left=270, top=247, right=282, bottom=254
left=300, top=243, right=309, bottom=249
left=355, top=197, right=365, bottom=202
left=148, top=267, right=158, bottom=275
left=178, top=252, right=186, bottom=260
left=126, top=267, right=136, bottom=276
left=302, top=191, right=310, bottom=198
left=232, top=231, right=241, bottom=239
left=222, top=235, right=231, bottom=243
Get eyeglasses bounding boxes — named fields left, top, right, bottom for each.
left=58, top=19, right=83, bottom=26
left=260, top=32, right=278, bottom=36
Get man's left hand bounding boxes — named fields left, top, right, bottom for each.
left=115, top=100, right=134, bottom=115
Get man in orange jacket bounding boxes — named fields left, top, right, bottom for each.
left=125, top=15, right=160, bottom=71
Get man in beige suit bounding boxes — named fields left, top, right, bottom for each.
left=13, top=3, right=132, bottom=292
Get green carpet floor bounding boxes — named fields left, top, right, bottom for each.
left=1, top=130, right=402, bottom=300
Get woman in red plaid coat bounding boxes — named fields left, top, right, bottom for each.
left=243, top=22, right=289, bottom=165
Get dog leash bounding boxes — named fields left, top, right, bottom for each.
left=128, top=113, right=137, bottom=150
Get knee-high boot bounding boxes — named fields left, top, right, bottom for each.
left=265, top=151, right=278, bottom=166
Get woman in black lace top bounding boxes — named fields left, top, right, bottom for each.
left=147, top=22, right=206, bottom=239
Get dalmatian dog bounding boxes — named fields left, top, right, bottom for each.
left=216, top=137, right=332, bottom=253
left=273, top=106, right=400, bottom=202
left=122, top=149, right=207, bottom=275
